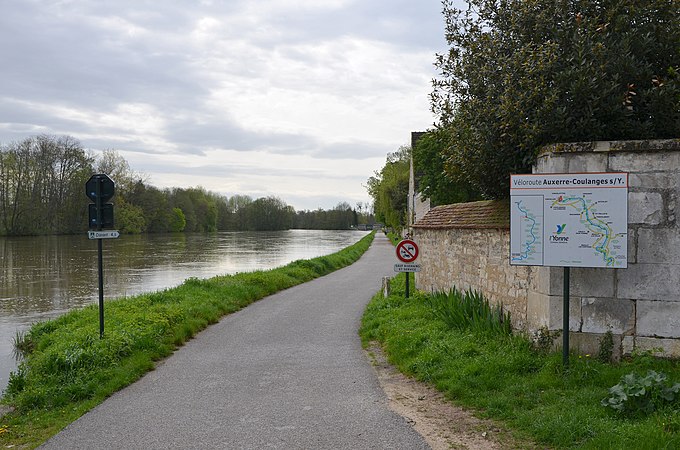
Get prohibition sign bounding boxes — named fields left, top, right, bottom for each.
left=396, top=239, right=419, bottom=263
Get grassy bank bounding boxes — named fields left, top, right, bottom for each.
left=0, top=232, right=374, bottom=448
left=360, top=274, right=680, bottom=449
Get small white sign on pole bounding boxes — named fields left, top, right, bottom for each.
left=88, top=230, right=120, bottom=240
left=394, top=263, right=421, bottom=272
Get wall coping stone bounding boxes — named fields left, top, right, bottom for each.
left=413, top=199, right=510, bottom=230
left=538, top=139, right=680, bottom=157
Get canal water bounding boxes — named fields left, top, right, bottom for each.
left=0, top=229, right=369, bottom=392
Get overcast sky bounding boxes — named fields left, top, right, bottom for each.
left=0, top=0, right=453, bottom=211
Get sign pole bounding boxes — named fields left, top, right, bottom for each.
left=96, top=178, right=105, bottom=339
left=563, top=267, right=570, bottom=368
left=405, top=272, right=410, bottom=298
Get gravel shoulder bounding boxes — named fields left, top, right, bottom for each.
left=366, top=343, right=543, bottom=450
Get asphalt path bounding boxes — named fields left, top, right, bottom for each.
left=41, top=233, right=429, bottom=449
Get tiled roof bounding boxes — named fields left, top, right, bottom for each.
left=413, top=200, right=510, bottom=229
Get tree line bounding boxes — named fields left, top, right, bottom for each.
left=0, top=135, right=373, bottom=236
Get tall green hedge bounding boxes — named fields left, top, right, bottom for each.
left=432, top=0, right=680, bottom=199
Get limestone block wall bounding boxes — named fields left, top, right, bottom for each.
left=413, top=139, right=680, bottom=357
left=415, top=226, right=531, bottom=330
left=533, top=140, right=680, bottom=356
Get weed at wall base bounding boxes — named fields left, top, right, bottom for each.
left=425, top=287, right=512, bottom=336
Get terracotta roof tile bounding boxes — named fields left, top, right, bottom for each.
left=413, top=200, right=510, bottom=229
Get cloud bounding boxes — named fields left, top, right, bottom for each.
left=0, top=0, right=450, bottom=209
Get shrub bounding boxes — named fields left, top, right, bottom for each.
left=602, top=370, right=680, bottom=417
left=432, top=0, right=680, bottom=198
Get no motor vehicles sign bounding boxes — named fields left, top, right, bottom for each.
left=396, top=239, right=418, bottom=263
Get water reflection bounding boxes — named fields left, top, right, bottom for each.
left=0, top=230, right=368, bottom=391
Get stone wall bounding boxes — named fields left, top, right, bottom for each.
left=415, top=226, right=531, bottom=330
left=534, top=140, right=680, bottom=357
left=413, top=200, right=530, bottom=329
left=413, top=139, right=680, bottom=357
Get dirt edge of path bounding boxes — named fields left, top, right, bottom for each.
left=365, top=343, right=543, bottom=450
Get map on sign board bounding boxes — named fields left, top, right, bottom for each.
left=510, top=173, right=628, bottom=268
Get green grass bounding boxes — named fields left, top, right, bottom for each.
left=386, top=231, right=401, bottom=245
left=0, top=232, right=374, bottom=448
left=360, top=274, right=680, bottom=449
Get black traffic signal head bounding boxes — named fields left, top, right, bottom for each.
left=88, top=203, right=114, bottom=229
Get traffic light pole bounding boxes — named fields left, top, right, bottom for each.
left=96, top=179, right=105, bottom=339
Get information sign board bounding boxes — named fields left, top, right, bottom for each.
left=510, top=172, right=628, bottom=268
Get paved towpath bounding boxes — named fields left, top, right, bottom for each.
left=41, top=233, right=429, bottom=449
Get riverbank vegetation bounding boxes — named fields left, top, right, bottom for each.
left=0, top=135, right=374, bottom=236
left=0, top=232, right=374, bottom=448
left=361, top=275, right=680, bottom=448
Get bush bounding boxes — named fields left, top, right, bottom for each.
left=432, top=0, right=680, bottom=198
left=602, top=370, right=680, bottom=417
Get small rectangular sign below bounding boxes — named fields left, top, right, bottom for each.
left=88, top=230, right=120, bottom=240
left=394, top=263, right=421, bottom=272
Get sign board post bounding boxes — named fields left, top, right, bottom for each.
left=395, top=239, right=419, bottom=298
left=85, top=174, right=117, bottom=339
left=510, top=172, right=628, bottom=367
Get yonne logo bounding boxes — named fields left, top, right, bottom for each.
left=550, top=223, right=569, bottom=242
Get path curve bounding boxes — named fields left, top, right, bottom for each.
left=41, top=233, right=428, bottom=449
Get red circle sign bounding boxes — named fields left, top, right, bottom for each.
left=396, top=239, right=419, bottom=263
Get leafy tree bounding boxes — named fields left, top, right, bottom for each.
left=412, top=128, right=481, bottom=205
left=0, top=135, right=93, bottom=235
left=246, top=196, right=294, bottom=231
left=225, top=194, right=253, bottom=231
left=294, top=202, right=358, bottom=230
left=433, top=0, right=680, bottom=199
left=117, top=199, right=146, bottom=234
left=366, top=147, right=410, bottom=231
left=126, top=182, right=172, bottom=232
left=169, top=207, right=186, bottom=232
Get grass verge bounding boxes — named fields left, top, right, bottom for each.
left=360, top=274, right=680, bottom=449
left=0, top=232, right=375, bottom=448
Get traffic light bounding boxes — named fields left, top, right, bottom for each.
left=88, top=203, right=114, bottom=229
left=86, top=174, right=115, bottom=230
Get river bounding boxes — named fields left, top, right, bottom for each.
left=0, top=229, right=369, bottom=392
